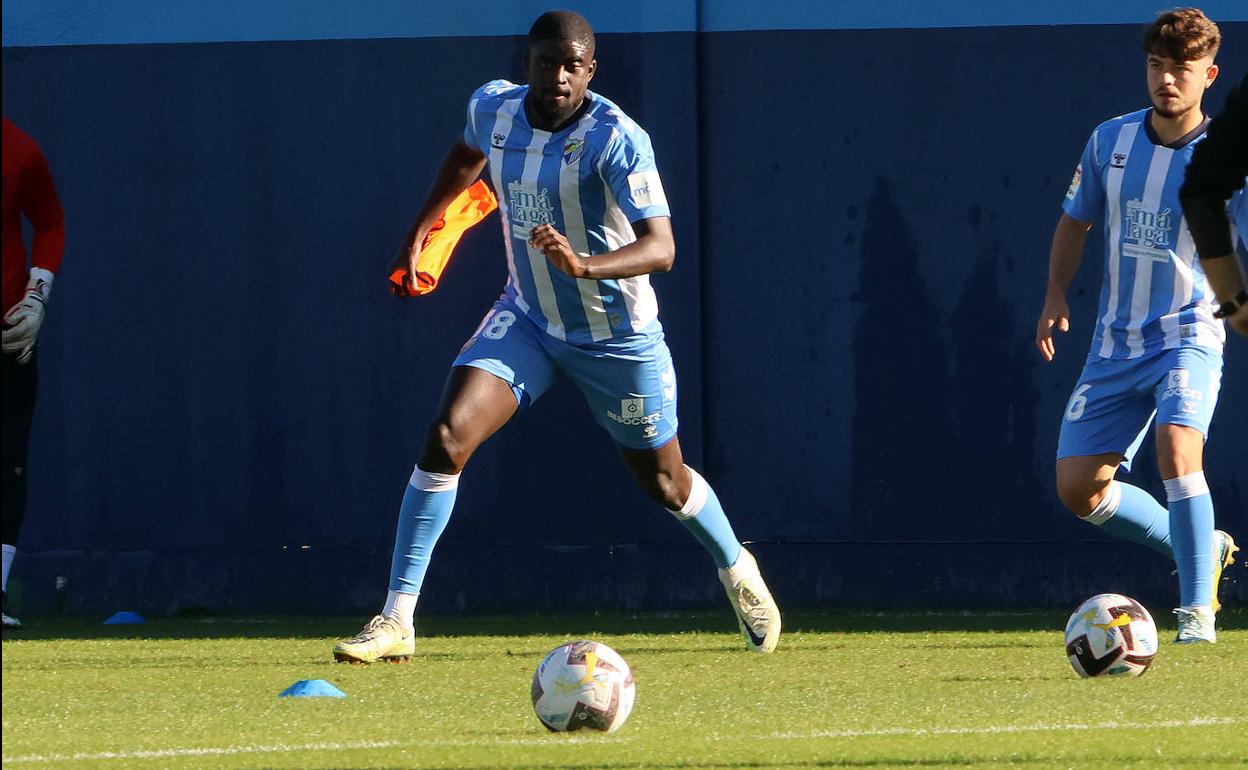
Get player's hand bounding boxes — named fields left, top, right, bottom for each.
left=1035, top=297, right=1070, bottom=362
left=2, top=290, right=46, bottom=364
left=529, top=224, right=587, bottom=278
left=1226, top=305, right=1248, bottom=338
left=388, top=233, right=425, bottom=298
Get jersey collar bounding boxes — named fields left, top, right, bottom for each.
left=1143, top=109, right=1210, bottom=149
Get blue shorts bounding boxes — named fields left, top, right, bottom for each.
left=452, top=297, right=678, bottom=450
left=1057, top=346, right=1223, bottom=471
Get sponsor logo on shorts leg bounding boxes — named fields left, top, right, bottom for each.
left=1162, top=369, right=1203, bottom=414
left=607, top=397, right=662, bottom=426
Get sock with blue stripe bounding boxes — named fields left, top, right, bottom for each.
left=1081, top=480, right=1172, bottom=558
left=384, top=466, right=459, bottom=629
left=668, top=467, right=742, bottom=569
left=1165, top=472, right=1215, bottom=608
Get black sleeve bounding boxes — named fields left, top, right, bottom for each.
left=1179, top=73, right=1248, bottom=260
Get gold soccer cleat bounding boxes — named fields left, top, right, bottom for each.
left=1211, top=529, right=1238, bottom=615
left=332, top=615, right=414, bottom=664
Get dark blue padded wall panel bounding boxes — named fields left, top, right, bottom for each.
left=699, top=24, right=1248, bottom=546
left=2, top=22, right=1245, bottom=614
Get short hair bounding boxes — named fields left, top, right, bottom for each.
left=528, top=10, right=595, bottom=54
left=1143, top=8, right=1221, bottom=61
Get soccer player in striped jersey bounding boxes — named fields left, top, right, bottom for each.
left=333, top=10, right=780, bottom=663
left=1036, top=8, right=1237, bottom=644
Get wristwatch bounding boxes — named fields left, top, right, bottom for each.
left=1213, top=289, right=1248, bottom=319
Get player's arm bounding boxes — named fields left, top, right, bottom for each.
left=25, top=148, right=66, bottom=278
left=389, top=138, right=487, bottom=295
left=1179, top=73, right=1248, bottom=335
left=2, top=144, right=64, bottom=364
left=1036, top=213, right=1093, bottom=362
left=529, top=217, right=674, bottom=280
left=1200, top=250, right=1248, bottom=336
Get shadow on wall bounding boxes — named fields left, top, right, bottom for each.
left=950, top=205, right=1045, bottom=532
left=850, top=180, right=1047, bottom=539
left=851, top=177, right=960, bottom=539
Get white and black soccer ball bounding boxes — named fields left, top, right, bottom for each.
left=1064, top=593, right=1158, bottom=678
left=530, top=640, right=635, bottom=732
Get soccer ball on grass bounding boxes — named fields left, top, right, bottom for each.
left=1064, top=593, right=1157, bottom=678
left=530, top=640, right=635, bottom=732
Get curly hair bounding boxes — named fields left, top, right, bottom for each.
left=1143, top=8, right=1221, bottom=61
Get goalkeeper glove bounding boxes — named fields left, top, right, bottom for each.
left=3, top=269, right=53, bottom=364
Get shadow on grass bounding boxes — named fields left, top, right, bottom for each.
left=3, top=607, right=1244, bottom=642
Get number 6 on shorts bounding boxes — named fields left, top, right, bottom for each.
left=1065, top=383, right=1091, bottom=421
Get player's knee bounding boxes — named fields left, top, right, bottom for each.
left=641, top=469, right=685, bottom=510
left=1155, top=424, right=1205, bottom=479
left=1155, top=444, right=1200, bottom=479
left=420, top=421, right=471, bottom=475
left=1056, top=475, right=1102, bottom=519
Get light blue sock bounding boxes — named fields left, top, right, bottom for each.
left=1165, top=472, right=1215, bottom=607
left=388, top=467, right=459, bottom=595
left=669, top=467, right=742, bottom=569
left=1085, top=481, right=1172, bottom=558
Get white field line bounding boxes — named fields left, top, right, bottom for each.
left=3, top=716, right=1241, bottom=765
left=1, top=741, right=403, bottom=765
left=0, top=735, right=626, bottom=765
left=768, top=716, right=1246, bottom=740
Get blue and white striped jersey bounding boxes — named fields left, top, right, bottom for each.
left=1063, top=108, right=1225, bottom=360
left=463, top=80, right=671, bottom=346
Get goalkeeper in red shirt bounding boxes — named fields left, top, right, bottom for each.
left=2, top=116, right=66, bottom=629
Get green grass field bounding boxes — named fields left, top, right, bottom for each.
left=3, top=609, right=1246, bottom=769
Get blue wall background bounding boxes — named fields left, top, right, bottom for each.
left=3, top=1, right=1246, bottom=616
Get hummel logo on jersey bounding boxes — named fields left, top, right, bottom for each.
left=491, top=132, right=506, bottom=148
left=1111, top=152, right=1128, bottom=168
